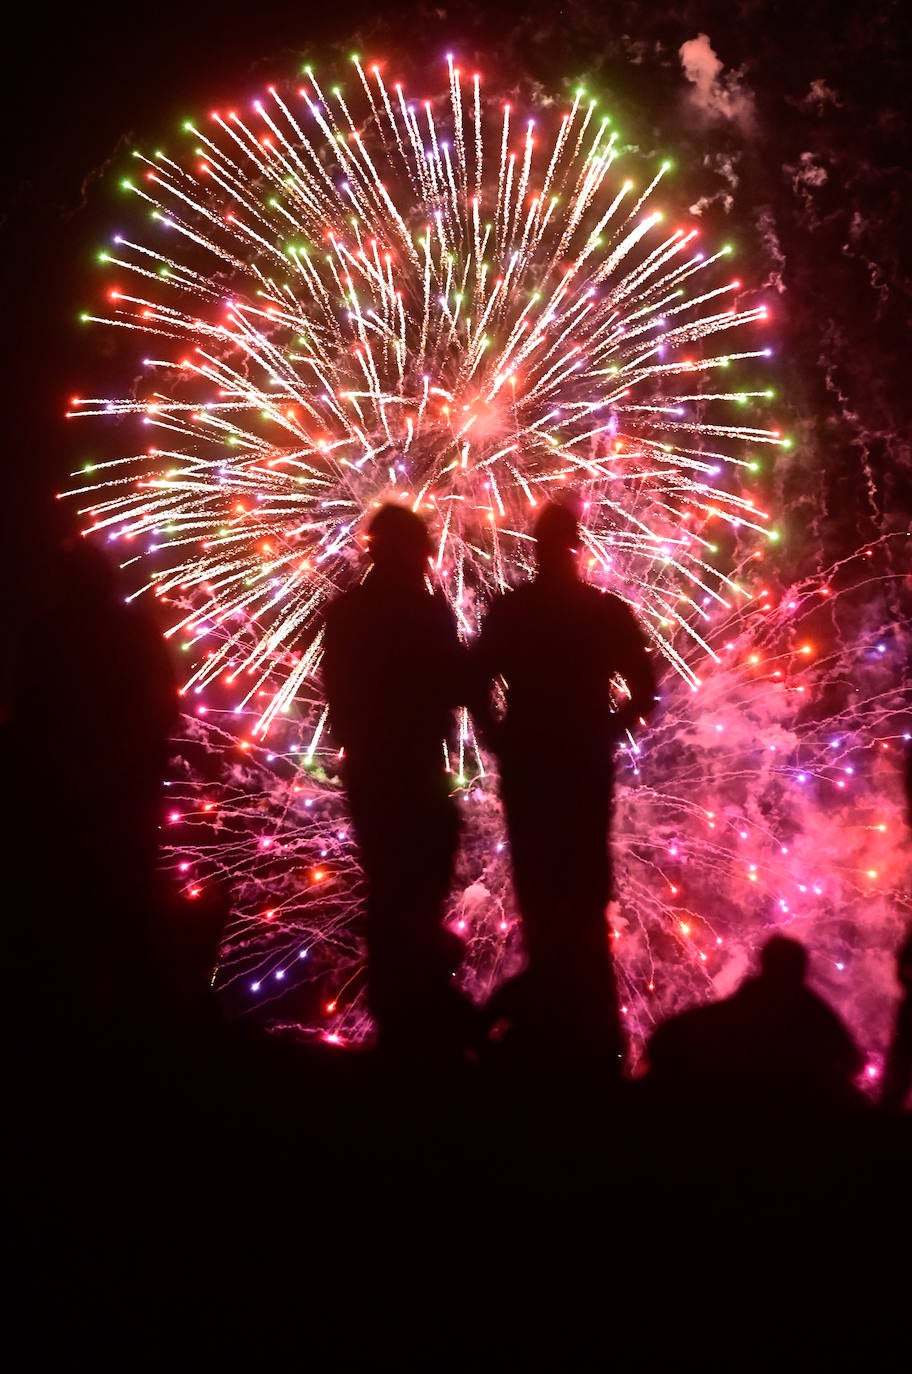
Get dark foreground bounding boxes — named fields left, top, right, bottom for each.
left=10, top=1010, right=909, bottom=1371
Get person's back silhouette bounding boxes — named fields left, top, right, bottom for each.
left=320, top=503, right=477, bottom=1063
left=880, top=922, right=912, bottom=1112
left=646, top=934, right=865, bottom=1111
left=470, top=499, right=657, bottom=1071
left=880, top=743, right=912, bottom=1110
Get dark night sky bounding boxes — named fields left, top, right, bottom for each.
left=3, top=0, right=910, bottom=621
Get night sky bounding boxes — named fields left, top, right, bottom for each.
left=4, top=0, right=910, bottom=569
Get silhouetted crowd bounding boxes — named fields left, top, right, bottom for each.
left=6, top=506, right=909, bottom=1369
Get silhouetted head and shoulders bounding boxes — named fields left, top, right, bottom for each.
left=490, top=498, right=632, bottom=615
left=646, top=934, right=865, bottom=1110
left=321, top=502, right=463, bottom=770
left=736, top=936, right=862, bottom=1065
left=879, top=745, right=912, bottom=1110
left=894, top=925, right=912, bottom=994
left=473, top=499, right=657, bottom=755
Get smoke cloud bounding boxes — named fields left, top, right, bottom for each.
left=679, top=33, right=757, bottom=133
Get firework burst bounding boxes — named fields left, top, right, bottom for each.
left=64, top=55, right=908, bottom=1068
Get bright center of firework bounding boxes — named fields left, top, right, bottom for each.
left=459, top=391, right=512, bottom=443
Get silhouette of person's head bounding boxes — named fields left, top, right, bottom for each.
left=758, top=934, right=808, bottom=991
left=533, top=500, right=581, bottom=575
left=365, top=503, right=431, bottom=583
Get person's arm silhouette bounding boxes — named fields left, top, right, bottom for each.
left=431, top=585, right=470, bottom=713
left=606, top=597, right=658, bottom=741
left=320, top=592, right=360, bottom=754
left=466, top=595, right=508, bottom=756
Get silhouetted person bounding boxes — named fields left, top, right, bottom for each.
left=646, top=934, right=866, bottom=1112
left=880, top=923, right=912, bottom=1112
left=470, top=499, right=657, bottom=1071
left=320, top=503, right=477, bottom=1063
left=880, top=748, right=912, bottom=1110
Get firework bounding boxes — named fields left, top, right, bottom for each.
left=64, top=56, right=909, bottom=1069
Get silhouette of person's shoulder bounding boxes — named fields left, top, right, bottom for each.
left=475, top=582, right=538, bottom=658
left=648, top=952, right=865, bottom=1109
left=582, top=582, right=647, bottom=630
left=324, top=575, right=453, bottom=627
left=483, top=575, right=621, bottom=621
left=339, top=585, right=457, bottom=670
left=736, top=971, right=861, bottom=1059
left=322, top=573, right=462, bottom=759
left=514, top=575, right=643, bottom=625
left=647, top=997, right=735, bottom=1081
left=323, top=578, right=369, bottom=630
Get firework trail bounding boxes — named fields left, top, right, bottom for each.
left=64, top=55, right=910, bottom=1071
